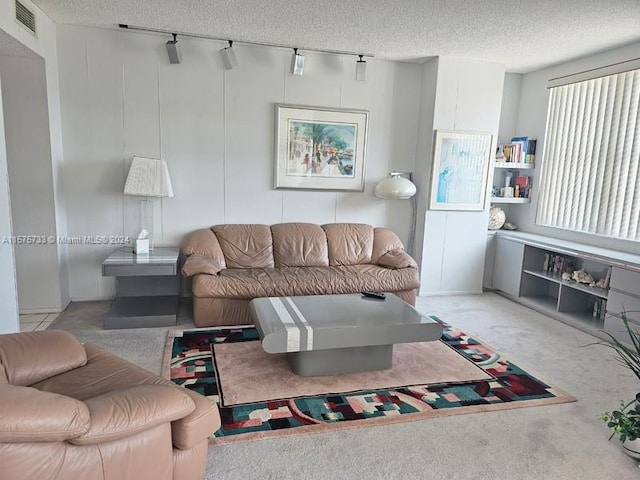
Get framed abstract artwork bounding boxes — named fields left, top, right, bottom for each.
left=274, top=104, right=369, bottom=191
left=428, top=130, right=493, bottom=211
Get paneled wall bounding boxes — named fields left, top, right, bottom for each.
left=56, top=26, right=423, bottom=300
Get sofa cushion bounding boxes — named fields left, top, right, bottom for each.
left=212, top=224, right=274, bottom=269
left=271, top=223, right=329, bottom=268
left=32, top=344, right=173, bottom=401
left=322, top=223, right=374, bottom=266
left=0, top=331, right=87, bottom=387
left=192, top=264, right=419, bottom=299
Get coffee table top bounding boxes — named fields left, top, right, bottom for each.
left=249, top=294, right=442, bottom=354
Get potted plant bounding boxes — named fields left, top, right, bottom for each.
left=599, top=313, right=640, bottom=459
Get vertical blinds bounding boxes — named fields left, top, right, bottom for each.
left=536, top=68, right=640, bottom=241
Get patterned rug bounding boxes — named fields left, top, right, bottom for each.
left=163, top=317, right=575, bottom=445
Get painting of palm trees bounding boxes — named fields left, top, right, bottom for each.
left=287, top=120, right=357, bottom=178
left=275, top=104, right=369, bottom=191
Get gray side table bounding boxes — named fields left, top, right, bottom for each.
left=102, top=247, right=180, bottom=329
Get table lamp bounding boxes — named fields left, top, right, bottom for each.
left=123, top=156, right=174, bottom=251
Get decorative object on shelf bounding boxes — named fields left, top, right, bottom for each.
left=428, top=130, right=493, bottom=211
left=124, top=156, right=174, bottom=250
left=374, top=172, right=417, bottom=256
left=274, top=104, right=369, bottom=191
left=488, top=206, right=506, bottom=230
left=562, top=271, right=572, bottom=281
left=597, top=313, right=640, bottom=459
left=572, top=269, right=595, bottom=285
left=503, top=222, right=517, bottom=231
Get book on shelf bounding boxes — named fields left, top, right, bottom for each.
left=510, top=136, right=537, bottom=164
left=542, top=253, right=576, bottom=275
left=588, top=297, right=607, bottom=320
left=603, top=266, right=612, bottom=289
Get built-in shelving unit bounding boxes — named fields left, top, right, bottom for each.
left=490, top=232, right=640, bottom=343
left=490, top=161, right=534, bottom=204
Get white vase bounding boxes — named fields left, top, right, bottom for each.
left=623, top=438, right=640, bottom=460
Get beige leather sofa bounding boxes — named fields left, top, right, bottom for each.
left=0, top=330, right=220, bottom=480
left=182, top=222, right=420, bottom=327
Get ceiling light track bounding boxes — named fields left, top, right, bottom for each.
left=118, top=24, right=374, bottom=59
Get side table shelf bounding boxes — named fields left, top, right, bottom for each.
left=102, top=247, right=180, bottom=329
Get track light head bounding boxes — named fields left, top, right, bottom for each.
left=165, top=33, right=182, bottom=64
left=290, top=48, right=305, bottom=76
left=356, top=55, right=367, bottom=81
left=219, top=40, right=238, bottom=70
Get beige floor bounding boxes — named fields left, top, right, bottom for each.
left=19, top=313, right=60, bottom=332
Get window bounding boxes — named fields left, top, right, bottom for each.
left=536, top=65, right=640, bottom=241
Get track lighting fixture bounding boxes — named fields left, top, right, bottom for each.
left=219, top=40, right=238, bottom=70
left=290, top=48, right=305, bottom=76
left=165, top=33, right=182, bottom=64
left=356, top=55, right=367, bottom=81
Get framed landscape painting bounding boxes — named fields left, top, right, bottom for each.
left=428, top=130, right=493, bottom=211
left=274, top=104, right=369, bottom=191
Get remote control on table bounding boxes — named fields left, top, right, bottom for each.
left=361, top=291, right=386, bottom=300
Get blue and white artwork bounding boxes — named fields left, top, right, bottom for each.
left=430, top=131, right=492, bottom=211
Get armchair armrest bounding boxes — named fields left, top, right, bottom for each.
left=171, top=388, right=220, bottom=450
left=182, top=254, right=225, bottom=277
left=0, top=385, right=89, bottom=442
left=69, top=384, right=195, bottom=446
left=377, top=249, right=418, bottom=270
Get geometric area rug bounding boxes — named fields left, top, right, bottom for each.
left=163, top=316, right=576, bottom=446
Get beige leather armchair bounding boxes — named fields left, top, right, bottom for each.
left=0, top=330, right=220, bottom=480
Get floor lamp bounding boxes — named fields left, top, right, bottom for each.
left=374, top=172, right=417, bottom=256
left=123, top=156, right=174, bottom=251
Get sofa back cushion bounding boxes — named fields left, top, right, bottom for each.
left=271, top=223, right=329, bottom=268
left=212, top=224, right=274, bottom=269
left=0, top=331, right=87, bottom=386
left=322, top=223, right=374, bottom=266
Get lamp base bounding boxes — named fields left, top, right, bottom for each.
left=140, top=199, right=154, bottom=250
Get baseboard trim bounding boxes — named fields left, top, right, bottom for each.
left=418, top=290, right=483, bottom=297
left=20, top=307, right=64, bottom=314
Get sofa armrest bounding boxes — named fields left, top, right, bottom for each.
left=376, top=249, right=418, bottom=270
left=0, top=331, right=88, bottom=386
left=182, top=254, right=224, bottom=277
left=69, top=385, right=195, bottom=446
left=0, top=385, right=90, bottom=442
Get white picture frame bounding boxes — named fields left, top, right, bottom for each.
left=428, top=130, right=493, bottom=211
left=274, top=104, right=369, bottom=191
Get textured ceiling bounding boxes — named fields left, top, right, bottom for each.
left=29, top=0, right=640, bottom=72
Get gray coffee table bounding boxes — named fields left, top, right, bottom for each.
left=249, top=294, right=442, bottom=376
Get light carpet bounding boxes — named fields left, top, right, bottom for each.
left=164, top=317, right=575, bottom=445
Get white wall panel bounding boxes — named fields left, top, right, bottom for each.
left=223, top=45, right=285, bottom=225
left=158, top=38, right=225, bottom=243
left=418, top=57, right=505, bottom=294
left=0, top=77, right=19, bottom=332
left=0, top=56, right=60, bottom=310
left=56, top=26, right=424, bottom=300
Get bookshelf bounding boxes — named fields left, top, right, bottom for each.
left=491, top=137, right=536, bottom=205
left=490, top=232, right=640, bottom=342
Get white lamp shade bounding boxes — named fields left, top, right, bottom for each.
left=124, top=156, right=174, bottom=198
left=374, top=174, right=416, bottom=199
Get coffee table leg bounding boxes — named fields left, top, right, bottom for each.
left=287, top=345, right=393, bottom=376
